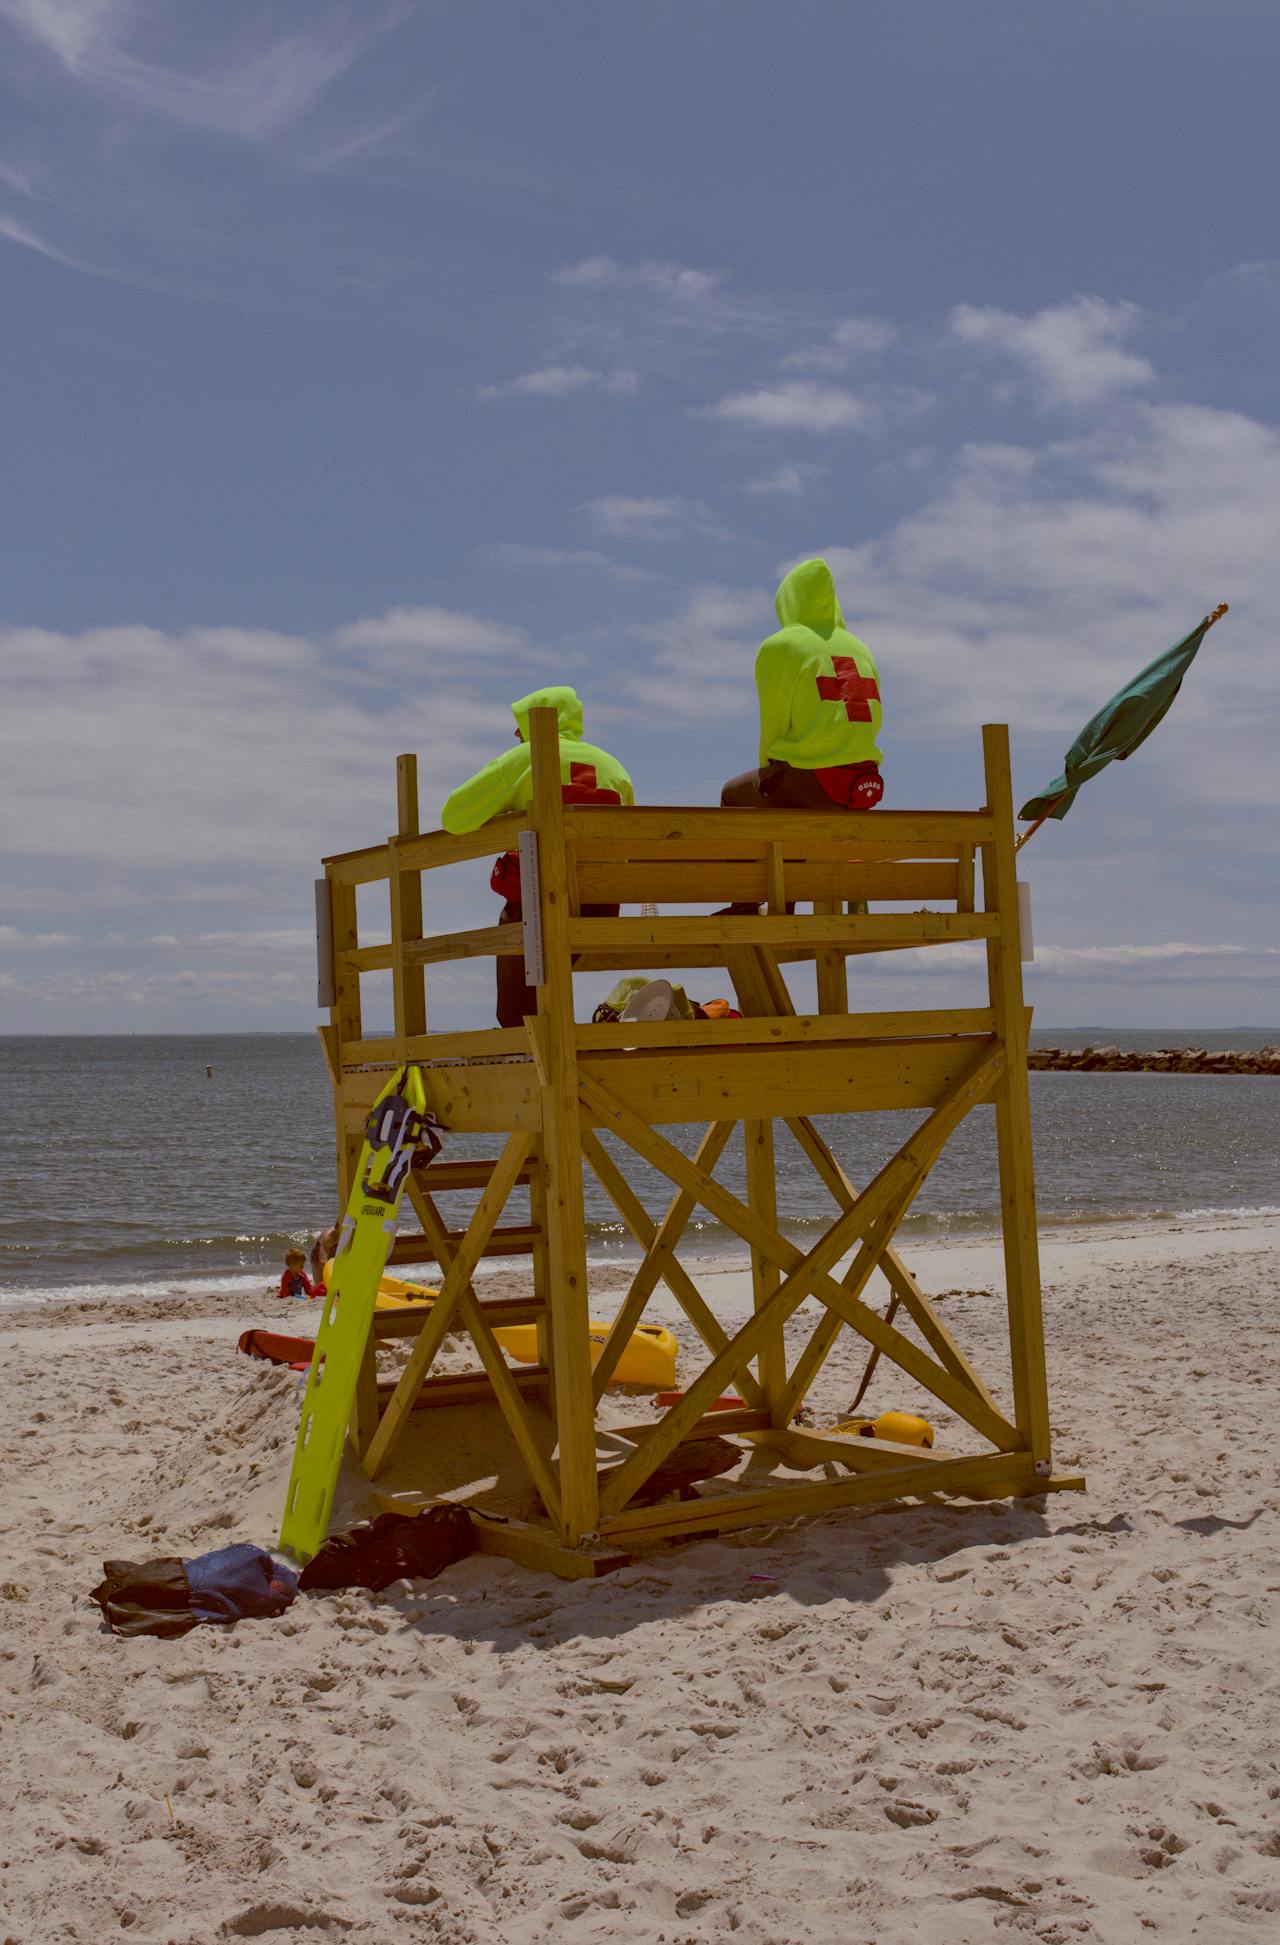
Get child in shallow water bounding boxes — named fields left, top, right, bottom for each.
left=277, top=1249, right=319, bottom=1301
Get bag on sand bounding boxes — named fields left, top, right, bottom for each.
left=297, top=1506, right=475, bottom=1593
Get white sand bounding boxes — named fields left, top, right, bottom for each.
left=2, top=1214, right=1278, bottom=1944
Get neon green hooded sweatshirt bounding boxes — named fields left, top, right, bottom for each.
left=755, top=559, right=882, bottom=770
left=440, top=686, right=635, bottom=834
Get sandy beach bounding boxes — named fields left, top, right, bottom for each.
left=2, top=1213, right=1278, bottom=1944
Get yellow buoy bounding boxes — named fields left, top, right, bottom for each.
left=834, top=1410, right=934, bottom=1448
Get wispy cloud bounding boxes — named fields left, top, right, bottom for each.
left=782, top=315, right=895, bottom=374
left=951, top=296, right=1154, bottom=405
left=0, top=0, right=395, bottom=141
left=578, top=494, right=717, bottom=543
left=742, top=461, right=826, bottom=498
left=481, top=543, right=662, bottom=584
left=552, top=256, right=722, bottom=300
left=699, top=380, right=870, bottom=433
left=475, top=364, right=638, bottom=401
left=332, top=605, right=528, bottom=655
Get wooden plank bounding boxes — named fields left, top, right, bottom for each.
left=579, top=1124, right=764, bottom=1409
left=579, top=1058, right=1020, bottom=1454
left=362, top=1130, right=535, bottom=1477
left=748, top=1425, right=962, bottom=1472
left=344, top=1026, right=532, bottom=1064
left=567, top=913, right=997, bottom=950
left=400, top=923, right=524, bottom=968
left=387, top=1225, right=540, bottom=1264
left=611, top=1408, right=772, bottom=1443
left=599, top=1449, right=1045, bottom=1542
left=369, top=1296, right=545, bottom=1338
left=528, top=707, right=600, bottom=1546
left=561, top=807, right=996, bottom=848
left=375, top=1366, right=550, bottom=1410
left=323, top=842, right=391, bottom=885
left=982, top=723, right=1053, bottom=1472
left=468, top=1513, right=631, bottom=1579
left=573, top=860, right=960, bottom=905
left=580, top=1009, right=998, bottom=1055
left=394, top=814, right=527, bottom=874
left=527, top=1138, right=555, bottom=1414
left=341, top=943, right=394, bottom=973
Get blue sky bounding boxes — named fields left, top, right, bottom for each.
left=1, top=0, right=1277, bottom=1031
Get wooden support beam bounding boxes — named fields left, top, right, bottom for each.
left=579, top=1055, right=1020, bottom=1457
left=599, top=1450, right=1061, bottom=1544
left=528, top=706, right=599, bottom=1546
left=567, top=913, right=997, bottom=952
left=590, top=1046, right=1006, bottom=1518
left=749, top=1425, right=963, bottom=1472
left=743, top=1116, right=786, bottom=1415
left=389, top=756, right=426, bottom=1059
left=561, top=807, right=996, bottom=848
left=982, top=723, right=1053, bottom=1473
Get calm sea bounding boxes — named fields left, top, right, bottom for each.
left=1, top=1032, right=1276, bottom=1305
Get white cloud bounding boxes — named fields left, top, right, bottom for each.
left=475, top=364, right=638, bottom=401
left=699, top=380, right=870, bottom=433
left=552, top=256, right=722, bottom=301
left=0, top=0, right=389, bottom=140
left=624, top=585, right=765, bottom=716
left=481, top=543, right=662, bottom=584
left=332, top=605, right=528, bottom=655
left=742, top=461, right=825, bottom=498
left=783, top=316, right=895, bottom=373
left=579, top=494, right=712, bottom=543
left=951, top=296, right=1154, bottom=404
left=0, top=924, right=78, bottom=946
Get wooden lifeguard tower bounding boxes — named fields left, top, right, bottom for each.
left=312, top=713, right=1081, bottom=1576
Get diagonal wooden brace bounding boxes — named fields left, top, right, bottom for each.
left=588, top=1044, right=1014, bottom=1516
left=580, top=1125, right=764, bottom=1409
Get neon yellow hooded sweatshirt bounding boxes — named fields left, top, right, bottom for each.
left=755, top=559, right=882, bottom=770
left=440, top=685, right=635, bottom=834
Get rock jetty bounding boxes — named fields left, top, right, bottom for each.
left=1028, top=1044, right=1280, bottom=1074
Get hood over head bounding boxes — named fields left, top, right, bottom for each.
left=511, top=685, right=584, bottom=741
left=774, top=558, right=845, bottom=635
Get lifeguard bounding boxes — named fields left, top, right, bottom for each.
left=721, top=557, right=884, bottom=811
left=441, top=686, right=635, bottom=1025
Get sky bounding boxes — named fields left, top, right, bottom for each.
left=1, top=0, right=1277, bottom=1033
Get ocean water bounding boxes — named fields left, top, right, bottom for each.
left=1, top=1031, right=1276, bottom=1305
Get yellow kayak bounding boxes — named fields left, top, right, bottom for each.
left=367, top=1273, right=677, bottom=1387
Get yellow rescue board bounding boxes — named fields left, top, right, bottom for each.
left=371, top=1275, right=677, bottom=1387
left=279, top=1066, right=429, bottom=1561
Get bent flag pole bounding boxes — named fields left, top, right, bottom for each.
left=1015, top=603, right=1229, bottom=853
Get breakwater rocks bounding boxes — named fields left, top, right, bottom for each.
left=1028, top=1044, right=1280, bottom=1075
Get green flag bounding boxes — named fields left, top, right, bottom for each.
left=1019, top=607, right=1226, bottom=826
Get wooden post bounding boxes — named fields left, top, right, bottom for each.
left=390, top=754, right=426, bottom=1058
left=744, top=1119, right=786, bottom=1419
left=528, top=707, right=600, bottom=1545
left=328, top=874, right=362, bottom=1205
left=813, top=899, right=849, bottom=1014
left=982, top=723, right=1052, bottom=1472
